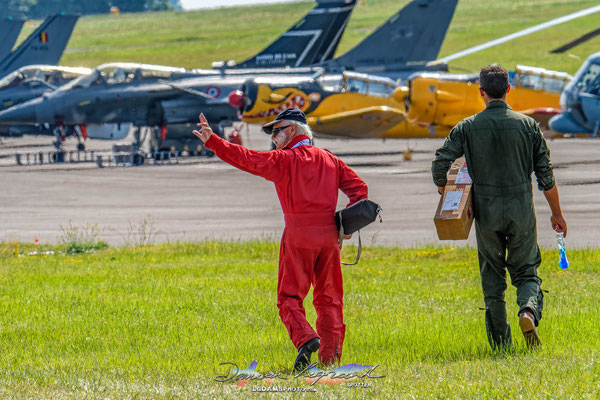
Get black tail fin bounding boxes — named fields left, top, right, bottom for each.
left=236, top=0, right=357, bottom=68
left=0, top=18, right=25, bottom=61
left=327, top=0, right=458, bottom=71
left=0, top=14, right=79, bottom=76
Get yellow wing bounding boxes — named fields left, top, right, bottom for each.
left=307, top=106, right=406, bottom=138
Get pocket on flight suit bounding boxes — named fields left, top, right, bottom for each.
left=506, top=193, right=537, bottom=240
left=473, top=194, right=503, bottom=232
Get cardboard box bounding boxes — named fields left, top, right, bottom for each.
left=434, top=157, right=474, bottom=240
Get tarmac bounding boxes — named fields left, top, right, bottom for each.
left=0, top=126, right=598, bottom=249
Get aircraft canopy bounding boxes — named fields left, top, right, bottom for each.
left=512, top=65, right=573, bottom=94
left=59, top=63, right=187, bottom=91
left=572, top=61, right=600, bottom=95
left=0, top=65, right=91, bottom=89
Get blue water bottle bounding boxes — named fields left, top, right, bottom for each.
left=556, top=232, right=569, bottom=269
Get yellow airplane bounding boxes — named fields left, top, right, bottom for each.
left=238, top=66, right=572, bottom=139
left=240, top=72, right=408, bottom=138
left=405, top=65, right=572, bottom=138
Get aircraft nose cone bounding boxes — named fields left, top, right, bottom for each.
left=0, top=103, right=38, bottom=124
left=228, top=90, right=245, bottom=109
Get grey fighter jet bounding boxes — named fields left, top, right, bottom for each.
left=0, top=1, right=358, bottom=153
left=0, top=65, right=91, bottom=138
left=0, top=65, right=91, bottom=112
left=0, top=63, right=243, bottom=155
left=0, top=0, right=459, bottom=157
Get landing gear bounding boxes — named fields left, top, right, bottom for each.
left=132, top=152, right=145, bottom=166
left=51, top=126, right=67, bottom=163
left=73, top=125, right=87, bottom=152
left=52, top=151, right=65, bottom=163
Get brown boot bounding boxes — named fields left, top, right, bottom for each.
left=519, top=311, right=541, bottom=349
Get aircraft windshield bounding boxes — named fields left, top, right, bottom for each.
left=140, top=69, right=177, bottom=79
left=574, top=62, right=600, bottom=95
left=512, top=66, right=572, bottom=93
left=60, top=70, right=88, bottom=81
left=0, top=71, right=21, bottom=89
left=100, top=67, right=137, bottom=84
left=59, top=71, right=105, bottom=91
left=342, top=72, right=396, bottom=97
left=0, top=68, right=59, bottom=89
left=319, top=75, right=343, bottom=91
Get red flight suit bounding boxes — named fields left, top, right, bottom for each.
left=204, top=134, right=368, bottom=364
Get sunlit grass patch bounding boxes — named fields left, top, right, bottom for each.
left=0, top=241, right=598, bottom=398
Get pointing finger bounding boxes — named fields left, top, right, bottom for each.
left=199, top=113, right=208, bottom=124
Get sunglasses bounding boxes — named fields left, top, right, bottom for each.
left=271, top=124, right=292, bottom=135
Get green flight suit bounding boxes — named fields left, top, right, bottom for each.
left=432, top=101, right=555, bottom=349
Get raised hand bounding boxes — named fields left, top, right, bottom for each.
left=192, top=113, right=213, bottom=143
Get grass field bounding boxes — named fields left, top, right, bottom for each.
left=1, top=241, right=599, bottom=398
left=15, top=0, right=600, bottom=74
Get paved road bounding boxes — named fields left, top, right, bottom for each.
left=1, top=128, right=598, bottom=248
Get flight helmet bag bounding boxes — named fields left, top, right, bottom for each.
left=335, top=199, right=382, bottom=265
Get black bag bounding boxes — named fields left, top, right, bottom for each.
left=335, top=199, right=382, bottom=265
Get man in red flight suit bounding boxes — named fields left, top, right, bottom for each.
left=193, top=108, right=368, bottom=371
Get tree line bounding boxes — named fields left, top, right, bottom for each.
left=1, top=0, right=182, bottom=19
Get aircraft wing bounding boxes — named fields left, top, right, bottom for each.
left=308, top=106, right=405, bottom=138
left=157, top=80, right=216, bottom=99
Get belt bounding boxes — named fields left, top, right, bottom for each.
left=284, top=212, right=336, bottom=227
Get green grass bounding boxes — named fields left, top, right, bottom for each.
left=0, top=241, right=599, bottom=398
left=15, top=0, right=600, bottom=74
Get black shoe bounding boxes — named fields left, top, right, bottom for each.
left=293, top=337, right=320, bottom=372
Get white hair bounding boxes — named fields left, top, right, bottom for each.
left=288, top=120, right=313, bottom=139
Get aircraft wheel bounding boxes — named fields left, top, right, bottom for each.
left=154, top=147, right=171, bottom=161
left=133, top=152, right=145, bottom=166
left=53, top=151, right=65, bottom=163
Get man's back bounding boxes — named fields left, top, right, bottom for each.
left=275, top=146, right=349, bottom=214
left=433, top=101, right=555, bottom=193
left=466, top=102, right=538, bottom=188
left=204, top=135, right=368, bottom=215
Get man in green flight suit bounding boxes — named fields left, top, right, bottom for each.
left=432, top=65, right=568, bottom=350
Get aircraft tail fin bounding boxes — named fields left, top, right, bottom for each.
left=0, top=18, right=25, bottom=61
left=236, top=0, right=357, bottom=68
left=0, top=14, right=79, bottom=76
left=329, top=0, right=458, bottom=70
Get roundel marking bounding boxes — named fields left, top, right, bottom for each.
left=207, top=86, right=221, bottom=98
